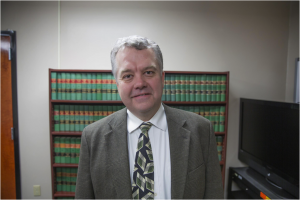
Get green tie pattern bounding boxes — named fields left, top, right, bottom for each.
left=132, top=122, right=154, bottom=199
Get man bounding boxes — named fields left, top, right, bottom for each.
left=75, top=35, right=223, bottom=199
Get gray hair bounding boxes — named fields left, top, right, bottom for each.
left=110, top=35, right=163, bottom=80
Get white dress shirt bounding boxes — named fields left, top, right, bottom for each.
left=127, top=104, right=171, bottom=199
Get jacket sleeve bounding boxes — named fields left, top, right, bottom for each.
left=75, top=129, right=95, bottom=199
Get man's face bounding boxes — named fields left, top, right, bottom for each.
left=115, top=47, right=165, bottom=121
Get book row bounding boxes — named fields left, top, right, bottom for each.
left=54, top=137, right=81, bottom=164
left=162, top=74, right=227, bottom=102
left=51, top=72, right=121, bottom=101
left=55, top=167, right=77, bottom=192
left=53, top=104, right=125, bottom=132
left=51, top=72, right=227, bottom=102
left=216, top=136, right=224, bottom=161
left=170, top=105, right=226, bottom=132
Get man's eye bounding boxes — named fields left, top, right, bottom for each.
left=145, top=71, right=154, bottom=75
left=123, top=74, right=133, bottom=79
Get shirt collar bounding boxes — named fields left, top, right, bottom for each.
left=127, top=104, right=167, bottom=134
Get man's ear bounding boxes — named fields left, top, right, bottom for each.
left=161, top=71, right=165, bottom=84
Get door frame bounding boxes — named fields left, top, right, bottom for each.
left=1, top=30, right=21, bottom=199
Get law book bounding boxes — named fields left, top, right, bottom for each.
left=199, top=106, right=205, bottom=117
left=214, top=106, right=220, bottom=132
left=210, top=106, right=216, bottom=131
left=194, top=106, right=200, bottom=115
left=190, top=75, right=196, bottom=101
left=57, top=73, right=62, bottom=100
left=60, top=137, right=66, bottom=163
left=81, top=73, right=87, bottom=101
left=102, top=73, right=107, bottom=100
left=56, top=168, right=62, bottom=192
left=74, top=105, right=80, bottom=132
left=99, top=105, right=103, bottom=120
left=59, top=105, right=65, bottom=131
left=117, top=89, right=121, bottom=101
left=69, top=105, right=75, bottom=131
left=175, top=74, right=181, bottom=101
left=75, top=73, right=82, bottom=100
left=61, top=73, right=66, bottom=100
left=216, top=136, right=223, bottom=161
left=71, top=168, right=77, bottom=192
left=195, top=75, right=201, bottom=102
left=162, top=75, right=166, bottom=101
left=70, top=73, right=76, bottom=100
left=185, top=75, right=190, bottom=102
left=84, top=105, right=89, bottom=128
left=211, top=75, right=217, bottom=102
left=65, top=73, right=71, bottom=100
left=66, top=168, right=71, bottom=192
left=113, top=105, right=118, bottom=114
left=65, top=137, right=71, bottom=164
left=219, top=106, right=225, bottom=132
left=51, top=72, right=57, bottom=100
left=170, top=74, right=176, bottom=101
left=107, top=105, right=113, bottom=116
left=62, top=168, right=67, bottom=191
left=102, top=105, right=108, bottom=118
left=75, top=137, right=81, bottom=164
left=206, top=75, right=212, bottom=102
left=180, top=75, right=186, bottom=102
left=165, top=74, right=171, bottom=101
left=54, top=136, right=60, bottom=163
left=64, top=105, right=70, bottom=132
left=107, top=73, right=113, bottom=100
left=79, top=105, right=85, bottom=131
left=200, top=75, right=206, bottom=102
left=220, top=75, right=227, bottom=101
left=70, top=137, right=76, bottom=164
left=87, top=73, right=92, bottom=100
left=96, top=73, right=102, bottom=100
left=88, top=105, right=94, bottom=124
left=93, top=105, right=99, bottom=122
left=112, top=77, right=117, bottom=100
left=54, top=105, right=60, bottom=131
left=91, top=73, right=97, bottom=100
left=204, top=106, right=210, bottom=121
left=216, top=75, right=222, bottom=102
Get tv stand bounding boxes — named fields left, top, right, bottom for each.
left=227, top=167, right=297, bottom=199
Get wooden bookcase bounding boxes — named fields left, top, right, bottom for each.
left=49, top=69, right=229, bottom=198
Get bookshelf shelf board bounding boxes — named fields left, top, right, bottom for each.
left=215, top=132, right=226, bottom=136
left=54, top=192, right=75, bottom=197
left=219, top=161, right=224, bottom=165
left=53, top=164, right=78, bottom=168
left=51, top=100, right=124, bottom=104
left=52, top=132, right=82, bottom=136
left=163, top=101, right=227, bottom=105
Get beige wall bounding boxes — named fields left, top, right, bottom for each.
left=2, top=1, right=297, bottom=199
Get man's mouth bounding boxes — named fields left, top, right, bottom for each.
left=133, top=93, right=149, bottom=98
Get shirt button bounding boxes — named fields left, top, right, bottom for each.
left=154, top=193, right=157, bottom=196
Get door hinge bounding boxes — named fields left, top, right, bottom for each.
left=11, top=127, right=14, bottom=140
left=8, top=48, right=11, bottom=60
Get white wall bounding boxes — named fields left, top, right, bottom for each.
left=2, top=1, right=297, bottom=199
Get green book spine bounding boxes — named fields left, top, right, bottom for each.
left=65, top=137, right=71, bottom=164
left=107, top=74, right=112, bottom=100
left=165, top=74, right=171, bottom=101
left=206, top=75, right=212, bottom=102
left=84, top=105, right=89, bottom=128
left=64, top=105, right=70, bottom=132
left=89, top=105, right=94, bottom=124
left=87, top=73, right=92, bottom=100
left=102, top=73, right=107, bottom=100
left=93, top=105, right=99, bottom=122
left=112, top=76, right=117, bottom=100
left=204, top=106, right=210, bottom=121
left=99, top=105, right=103, bottom=120
left=190, top=75, right=195, bottom=101
left=170, top=74, right=176, bottom=101
left=107, top=105, right=113, bottom=116
left=69, top=105, right=75, bottom=131
left=189, top=106, right=194, bottom=113
left=200, top=75, right=207, bottom=102
left=54, top=136, right=60, bottom=163
left=76, top=137, right=81, bottom=164
left=219, top=106, right=225, bottom=132
left=56, top=168, right=62, bottom=192
left=60, top=137, right=66, bottom=163
left=61, top=73, right=66, bottom=100
left=66, top=73, right=71, bottom=100
left=79, top=105, right=85, bottom=131
left=194, top=106, right=200, bottom=115
left=195, top=75, right=201, bottom=101
left=214, top=106, right=220, bottom=132
left=216, top=75, right=222, bottom=101
left=113, top=105, right=118, bottom=113
left=162, top=75, right=166, bottom=101
left=51, top=72, right=57, bottom=100
left=62, top=168, right=67, bottom=191
left=66, top=168, right=71, bottom=192
left=71, top=168, right=77, bottom=192
left=96, top=73, right=102, bottom=100
left=81, top=73, right=87, bottom=101
left=70, top=73, right=76, bottom=100
left=117, top=89, right=121, bottom=101
left=175, top=74, right=181, bottom=101
left=180, top=75, right=186, bottom=102
left=54, top=105, right=60, bottom=131
left=199, top=106, right=205, bottom=117
left=59, top=105, right=65, bottom=131
left=57, top=73, right=62, bottom=100
left=210, top=106, right=216, bottom=130
left=186, top=75, right=190, bottom=102
left=221, top=75, right=227, bottom=101
left=74, top=105, right=80, bottom=132
left=76, top=73, right=82, bottom=100
left=70, top=137, right=76, bottom=164
left=211, top=75, right=217, bottom=102
left=216, top=136, right=223, bottom=161
left=103, top=105, right=108, bottom=118
left=91, top=73, right=97, bottom=100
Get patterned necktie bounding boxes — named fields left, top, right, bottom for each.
left=132, top=122, right=154, bottom=199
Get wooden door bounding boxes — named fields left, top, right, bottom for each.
left=1, top=31, right=20, bottom=199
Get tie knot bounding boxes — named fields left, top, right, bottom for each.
left=140, top=122, right=152, bottom=132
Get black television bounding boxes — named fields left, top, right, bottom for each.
left=239, top=98, right=299, bottom=198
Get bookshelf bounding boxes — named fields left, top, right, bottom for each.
left=49, top=69, right=229, bottom=198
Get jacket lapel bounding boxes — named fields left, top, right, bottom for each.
left=164, top=105, right=191, bottom=199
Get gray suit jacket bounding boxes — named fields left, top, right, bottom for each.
left=75, top=104, right=223, bottom=199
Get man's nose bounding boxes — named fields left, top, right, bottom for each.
left=134, top=75, right=147, bottom=89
